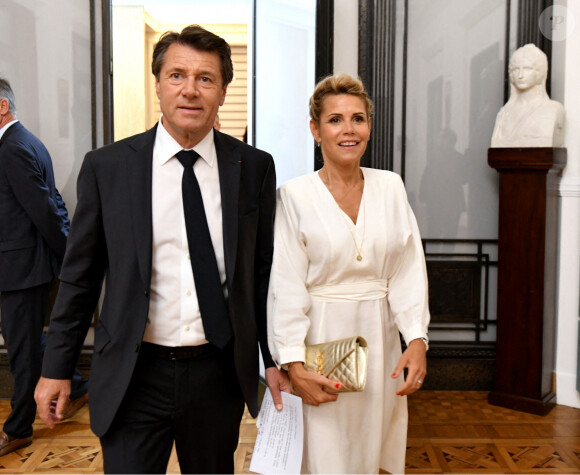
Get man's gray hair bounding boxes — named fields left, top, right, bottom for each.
left=0, top=78, right=16, bottom=114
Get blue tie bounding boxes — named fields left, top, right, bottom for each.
left=175, top=150, right=232, bottom=349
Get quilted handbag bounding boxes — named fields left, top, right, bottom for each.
left=304, top=336, right=368, bottom=393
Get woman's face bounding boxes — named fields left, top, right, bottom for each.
left=310, top=94, right=371, bottom=168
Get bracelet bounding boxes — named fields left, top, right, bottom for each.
left=419, top=337, right=429, bottom=352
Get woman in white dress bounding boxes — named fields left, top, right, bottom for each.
left=267, top=73, right=430, bottom=474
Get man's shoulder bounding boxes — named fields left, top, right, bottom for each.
left=2, top=122, right=39, bottom=146
left=0, top=123, right=50, bottom=160
left=87, top=127, right=157, bottom=160
left=214, top=130, right=272, bottom=161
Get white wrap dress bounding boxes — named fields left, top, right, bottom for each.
left=267, top=168, right=430, bottom=474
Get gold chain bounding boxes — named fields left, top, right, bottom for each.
left=337, top=188, right=365, bottom=261
left=321, top=168, right=366, bottom=262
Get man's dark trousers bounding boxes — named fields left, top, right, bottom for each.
left=1, top=284, right=48, bottom=438
left=1, top=283, right=88, bottom=438
left=100, top=342, right=244, bottom=474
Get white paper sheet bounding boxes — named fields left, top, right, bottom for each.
left=249, top=388, right=303, bottom=474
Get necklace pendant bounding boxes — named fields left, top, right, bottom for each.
left=356, top=255, right=362, bottom=261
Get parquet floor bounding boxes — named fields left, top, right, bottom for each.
left=0, top=391, right=578, bottom=473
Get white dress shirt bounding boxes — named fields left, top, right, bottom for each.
left=143, top=120, right=226, bottom=347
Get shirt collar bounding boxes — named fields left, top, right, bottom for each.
left=155, top=117, right=216, bottom=167
left=0, top=119, right=19, bottom=141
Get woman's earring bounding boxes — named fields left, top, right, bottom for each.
left=316, top=141, right=321, bottom=148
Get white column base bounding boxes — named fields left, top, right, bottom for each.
left=556, top=370, right=580, bottom=408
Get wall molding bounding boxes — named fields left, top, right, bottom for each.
left=315, top=0, right=334, bottom=82
left=313, top=0, right=334, bottom=170
left=517, top=0, right=553, bottom=94
left=558, top=178, right=580, bottom=197
left=358, top=0, right=397, bottom=171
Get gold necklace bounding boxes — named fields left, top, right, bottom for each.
left=339, top=188, right=365, bottom=261
left=321, top=168, right=366, bottom=262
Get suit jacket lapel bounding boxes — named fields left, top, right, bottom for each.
left=126, top=126, right=157, bottom=287
left=214, top=130, right=240, bottom=289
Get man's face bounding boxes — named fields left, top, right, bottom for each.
left=509, top=56, right=542, bottom=92
left=155, top=43, right=227, bottom=148
left=0, top=98, right=13, bottom=128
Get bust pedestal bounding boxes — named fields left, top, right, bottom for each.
left=487, top=147, right=566, bottom=415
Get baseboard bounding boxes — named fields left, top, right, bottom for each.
left=0, top=346, right=497, bottom=398
left=419, top=344, right=496, bottom=390
left=488, top=390, right=556, bottom=415
left=555, top=370, right=580, bottom=409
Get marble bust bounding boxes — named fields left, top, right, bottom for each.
left=491, top=44, right=565, bottom=148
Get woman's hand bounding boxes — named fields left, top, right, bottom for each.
left=391, top=338, right=427, bottom=396
left=287, top=362, right=341, bottom=406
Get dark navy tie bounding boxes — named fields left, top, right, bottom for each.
left=175, top=150, right=232, bottom=349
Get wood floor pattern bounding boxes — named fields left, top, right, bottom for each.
left=0, top=391, right=578, bottom=473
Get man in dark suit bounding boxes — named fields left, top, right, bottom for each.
left=0, top=78, right=88, bottom=457
left=35, top=25, right=289, bottom=473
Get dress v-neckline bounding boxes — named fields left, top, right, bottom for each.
left=316, top=169, right=365, bottom=227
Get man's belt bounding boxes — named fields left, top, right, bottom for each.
left=140, top=342, right=213, bottom=361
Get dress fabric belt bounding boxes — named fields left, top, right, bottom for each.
left=308, top=279, right=388, bottom=302
left=140, top=342, right=213, bottom=361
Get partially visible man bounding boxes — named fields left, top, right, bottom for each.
left=0, top=78, right=88, bottom=457
left=35, top=25, right=289, bottom=473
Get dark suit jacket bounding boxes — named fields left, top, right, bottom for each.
left=42, top=126, right=276, bottom=437
left=0, top=122, right=69, bottom=292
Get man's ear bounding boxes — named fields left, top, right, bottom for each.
left=219, top=86, right=228, bottom=107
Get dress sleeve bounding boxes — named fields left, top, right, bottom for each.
left=386, top=176, right=430, bottom=345
left=267, top=185, right=312, bottom=367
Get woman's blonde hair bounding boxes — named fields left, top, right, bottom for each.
left=309, top=73, right=373, bottom=123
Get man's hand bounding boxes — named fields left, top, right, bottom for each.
left=265, top=366, right=292, bottom=411
left=34, top=377, right=72, bottom=428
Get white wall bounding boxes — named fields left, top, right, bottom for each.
left=255, top=0, right=316, bottom=186
left=552, top=0, right=580, bottom=409
left=113, top=6, right=148, bottom=140
left=333, top=0, right=358, bottom=76
left=0, top=0, right=93, bottom=215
